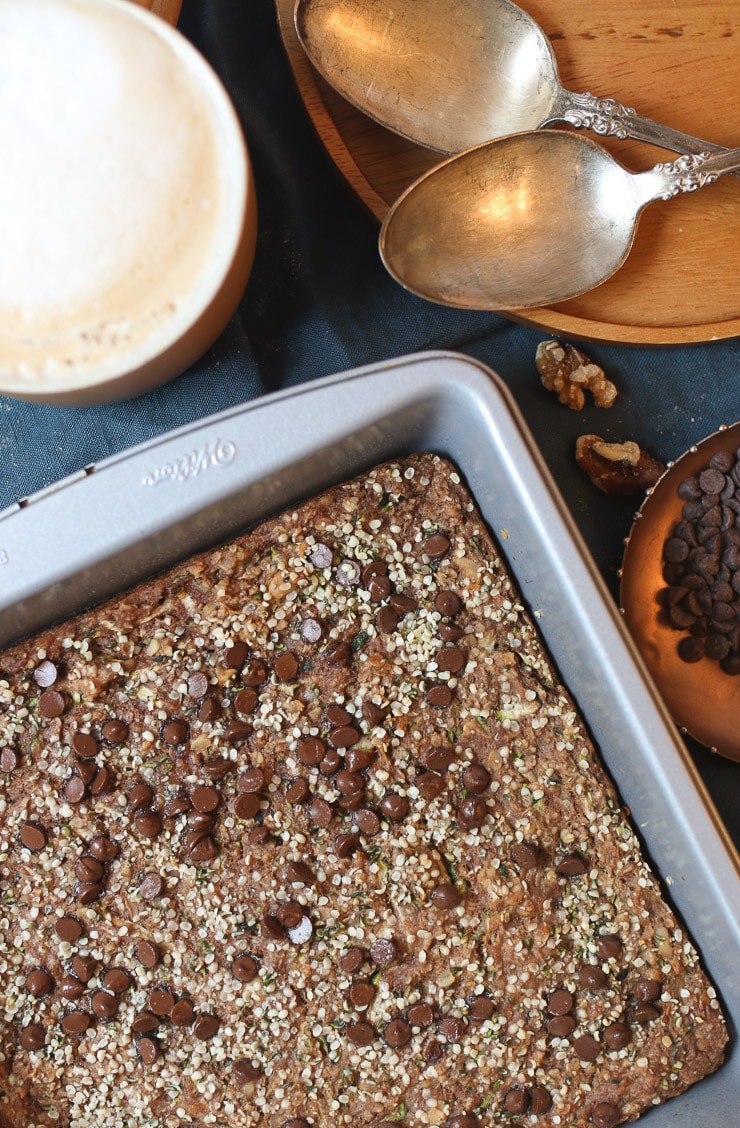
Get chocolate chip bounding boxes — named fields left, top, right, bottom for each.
left=457, top=795, right=487, bottom=829
left=187, top=671, right=209, bottom=699
left=369, top=937, right=397, bottom=965
left=225, top=719, right=252, bottom=743
left=426, top=533, right=451, bottom=558
left=275, top=652, right=299, bottom=682
left=348, top=980, right=375, bottom=1008
left=76, top=881, right=103, bottom=907
left=362, top=700, right=387, bottom=727
left=368, top=573, right=392, bottom=601
left=425, top=1038, right=446, bottom=1063
left=417, top=771, right=445, bottom=800
left=428, top=883, right=462, bottom=909
left=510, top=841, right=542, bottom=871
left=300, top=618, right=323, bottom=643
left=632, top=976, right=662, bottom=1002
left=462, top=763, right=490, bottom=793
left=65, top=775, right=87, bottom=804
left=223, top=641, right=248, bottom=669
left=435, top=590, right=462, bottom=616
left=328, top=725, right=361, bottom=749
left=20, top=1023, right=45, bottom=1050
left=71, top=955, right=96, bottom=982
left=546, top=1014, right=576, bottom=1037
left=149, top=987, right=175, bottom=1017
left=91, top=990, right=119, bottom=1020
left=192, top=784, right=220, bottom=813
left=137, top=941, right=160, bottom=969
left=89, top=835, right=117, bottom=862
left=284, top=861, right=313, bottom=887
left=556, top=851, right=588, bottom=876
left=384, top=1018, right=412, bottom=1047
left=183, top=831, right=216, bottom=862
left=591, top=1104, right=621, bottom=1128
left=603, top=1021, right=631, bottom=1049
left=194, top=1014, right=220, bottom=1041
left=161, top=719, right=189, bottom=747
left=436, top=645, right=465, bottom=673
left=38, top=688, right=65, bottom=718
left=355, top=808, right=381, bottom=836
left=0, top=745, right=19, bottom=772
left=232, top=1058, right=261, bottom=1085
left=54, top=915, right=84, bottom=943
left=439, top=623, right=464, bottom=641
left=376, top=606, right=399, bottom=634
left=346, top=1020, right=375, bottom=1046
left=426, top=684, right=453, bottom=707
left=530, top=1087, right=552, bottom=1116
left=438, top=1016, right=466, bottom=1042
left=275, top=900, right=304, bottom=929
left=198, top=697, right=221, bottom=722
left=171, top=999, right=195, bottom=1026
left=296, top=735, right=325, bottom=765
left=128, top=782, right=153, bottom=812
left=234, top=793, right=260, bottom=820
left=284, top=1121, right=312, bottom=1128
left=309, top=796, right=334, bottom=828
left=101, top=718, right=128, bottom=744
left=232, top=954, right=258, bottom=982
left=335, top=832, right=362, bottom=858
left=596, top=933, right=623, bottom=961
left=632, top=1001, right=661, bottom=1024
left=333, top=771, right=362, bottom=800
left=380, top=792, right=409, bottom=821
left=235, top=688, right=258, bottom=715
left=467, top=995, right=495, bottom=1022
left=135, top=810, right=163, bottom=840
left=390, top=592, right=417, bottom=615
left=132, top=1011, right=161, bottom=1035
left=445, top=1115, right=479, bottom=1128
left=138, top=1035, right=160, bottom=1065
left=60, top=975, right=85, bottom=1000
left=579, top=964, right=609, bottom=990
left=503, top=1089, right=529, bottom=1114
left=242, top=659, right=268, bottom=687
left=103, top=968, right=131, bottom=994
left=90, top=764, right=115, bottom=795
left=286, top=779, right=311, bottom=805
left=61, top=1010, right=91, bottom=1036
left=34, top=659, right=58, bottom=687
left=26, top=968, right=54, bottom=997
left=261, top=913, right=285, bottom=940
left=19, top=821, right=47, bottom=851
left=75, top=855, right=105, bottom=883
left=341, top=948, right=365, bottom=975
left=574, top=1033, right=601, bottom=1061
left=320, top=747, right=342, bottom=775
left=139, top=872, right=164, bottom=900
left=547, top=989, right=574, bottom=1016
left=424, top=745, right=455, bottom=771
left=204, top=756, right=232, bottom=780
left=325, top=640, right=352, bottom=667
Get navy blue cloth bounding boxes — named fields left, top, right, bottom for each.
left=1, top=0, right=738, bottom=836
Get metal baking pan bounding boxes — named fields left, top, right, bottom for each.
left=1, top=351, right=738, bottom=1121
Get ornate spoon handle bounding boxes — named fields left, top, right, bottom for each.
left=636, top=147, right=740, bottom=207
left=554, top=90, right=736, bottom=170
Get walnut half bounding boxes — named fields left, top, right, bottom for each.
left=575, top=435, right=665, bottom=495
left=536, top=340, right=617, bottom=410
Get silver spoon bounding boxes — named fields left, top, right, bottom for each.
left=379, top=132, right=740, bottom=310
left=295, top=0, right=733, bottom=162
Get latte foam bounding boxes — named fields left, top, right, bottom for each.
left=0, top=0, right=247, bottom=391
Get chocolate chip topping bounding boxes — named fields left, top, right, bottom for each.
left=132, top=1012, right=160, bottom=1035
left=92, top=990, right=119, bottom=1020
left=426, top=533, right=451, bottom=558
left=335, top=558, right=361, bottom=587
left=574, top=1032, right=601, bottom=1061
left=546, top=1014, right=576, bottom=1037
left=376, top=606, right=399, bottom=634
left=346, top=1020, right=375, bottom=1046
left=438, top=1016, right=467, bottom=1042
left=38, top=688, right=65, bottom=718
left=340, top=948, right=365, bottom=975
left=503, top=1088, right=529, bottom=1114
left=510, top=841, right=543, bottom=871
left=232, top=954, right=258, bottom=983
left=135, top=810, right=162, bottom=839
left=33, top=659, right=58, bottom=687
left=235, top=687, right=258, bottom=715
left=369, top=937, right=397, bottom=965
left=632, top=1001, right=661, bottom=1024
left=286, top=778, right=311, bottom=805
left=60, top=976, right=85, bottom=1001
left=467, top=995, right=495, bottom=1022
left=194, top=1014, right=220, bottom=1041
left=355, top=808, right=381, bottom=836
left=148, top=988, right=175, bottom=1017
left=428, top=883, right=462, bottom=909
left=20, top=1023, right=46, bottom=1050
left=426, top=684, right=453, bottom=707
left=187, top=671, right=209, bottom=699
left=232, top=1058, right=261, bottom=1085
left=603, top=1020, right=631, bottom=1049
left=530, top=1086, right=552, bottom=1116
left=325, top=640, right=352, bottom=667
left=75, top=855, right=105, bottom=883
left=26, top=967, right=54, bottom=997
left=192, top=785, right=220, bottom=813
left=384, top=1018, right=412, bottom=1047
left=54, top=915, right=84, bottom=943
left=590, top=1103, right=621, bottom=1128
left=596, top=933, right=623, bottom=961
left=348, top=980, right=375, bottom=1008
left=139, top=872, right=164, bottom=900
left=61, top=1010, right=91, bottom=1036
left=435, top=590, right=462, bottom=616
left=19, top=821, right=47, bottom=851
left=72, top=732, right=98, bottom=759
left=103, top=968, right=131, bottom=994
left=171, top=999, right=195, bottom=1027
left=446, top=1115, right=479, bottom=1128
left=417, top=771, right=445, bottom=800
left=547, top=988, right=574, bottom=1016
left=138, top=1035, right=160, bottom=1065
left=89, top=835, right=117, bottom=862
left=101, top=718, right=128, bottom=745
left=71, top=955, right=96, bottom=983
left=633, top=976, right=662, bottom=1001
left=296, top=736, right=324, bottom=766
left=579, top=964, right=609, bottom=990
left=234, top=793, right=260, bottom=820
left=0, top=745, right=19, bottom=772
left=457, top=795, right=487, bottom=829
left=223, top=641, right=248, bottom=669
left=65, top=775, right=87, bottom=804
left=137, top=940, right=160, bottom=969
left=161, top=719, right=188, bottom=747
left=379, top=792, right=410, bottom=821
left=308, top=796, right=334, bottom=828
left=461, top=763, right=490, bottom=793
left=407, top=1002, right=434, bottom=1028
left=328, top=725, right=360, bottom=749
left=275, top=652, right=299, bottom=682
left=556, top=851, right=588, bottom=876
left=436, top=645, right=465, bottom=674
left=361, top=700, right=387, bottom=727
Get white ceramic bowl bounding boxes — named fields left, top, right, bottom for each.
left=0, top=0, right=256, bottom=405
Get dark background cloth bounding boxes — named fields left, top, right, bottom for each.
left=1, top=0, right=738, bottom=840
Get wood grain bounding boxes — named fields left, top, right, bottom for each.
left=130, top=0, right=182, bottom=25
left=276, top=0, right=740, bottom=345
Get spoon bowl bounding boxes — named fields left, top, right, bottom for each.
left=379, top=131, right=740, bottom=310
left=295, top=0, right=734, bottom=163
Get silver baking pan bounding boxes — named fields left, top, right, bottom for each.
left=0, top=351, right=737, bottom=1121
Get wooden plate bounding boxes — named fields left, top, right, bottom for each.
left=276, top=0, right=740, bottom=345
left=130, top=0, right=182, bottom=25
left=620, top=423, right=740, bottom=761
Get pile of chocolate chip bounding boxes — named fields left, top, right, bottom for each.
left=660, top=444, right=740, bottom=674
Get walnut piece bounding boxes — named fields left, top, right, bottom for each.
left=575, top=434, right=665, bottom=495
left=536, top=340, right=617, bottom=410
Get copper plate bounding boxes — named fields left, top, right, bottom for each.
left=276, top=0, right=740, bottom=346
left=620, top=423, right=740, bottom=761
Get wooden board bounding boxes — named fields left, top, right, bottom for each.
left=131, top=0, right=182, bottom=25
left=276, top=0, right=740, bottom=345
